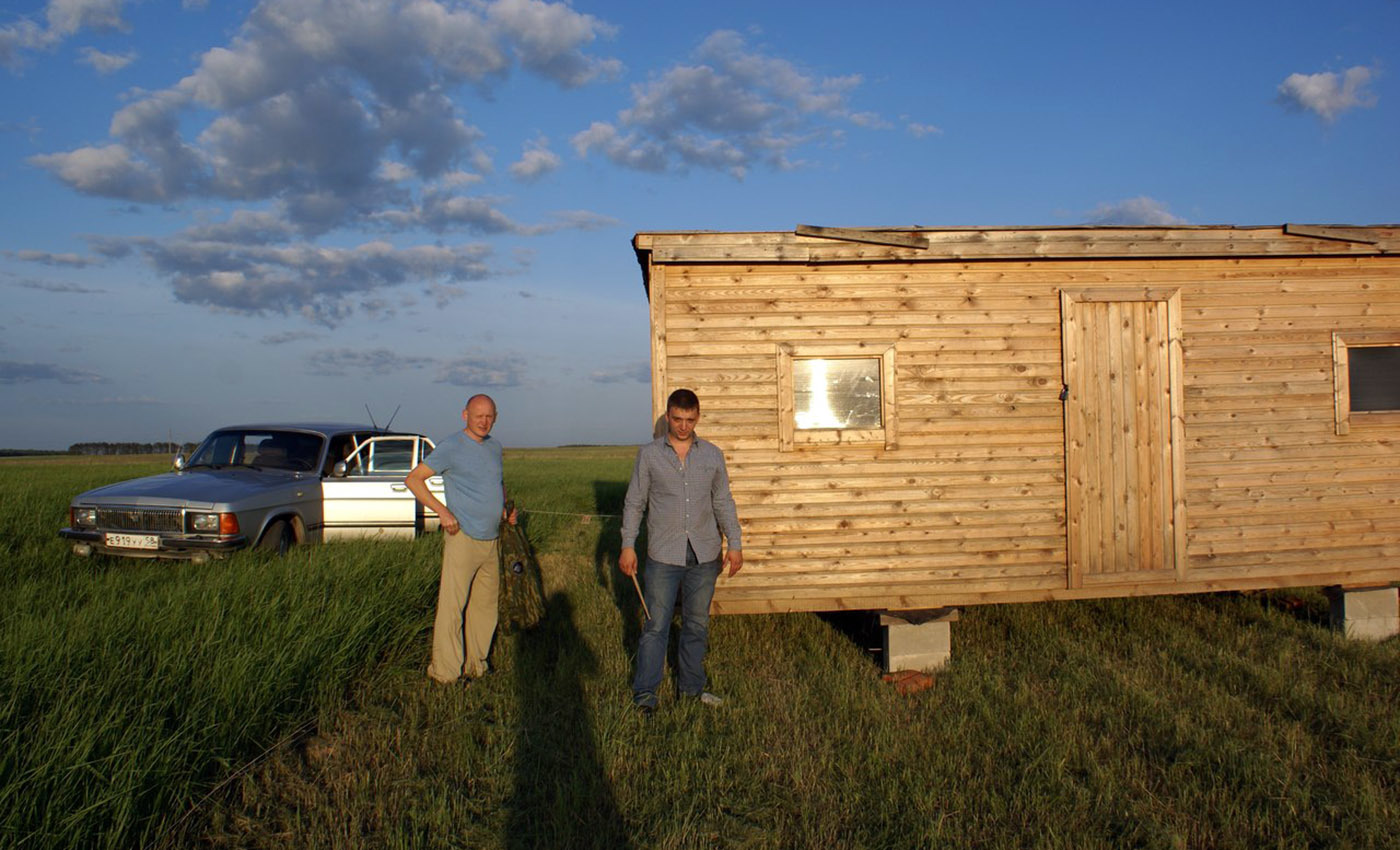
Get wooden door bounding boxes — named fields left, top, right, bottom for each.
left=1061, top=289, right=1186, bottom=587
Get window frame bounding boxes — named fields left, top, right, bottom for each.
left=1332, top=330, right=1400, bottom=435
left=777, top=342, right=897, bottom=451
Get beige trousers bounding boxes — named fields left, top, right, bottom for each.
left=427, top=532, right=500, bottom=682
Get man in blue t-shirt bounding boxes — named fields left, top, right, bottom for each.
left=406, top=394, right=516, bottom=684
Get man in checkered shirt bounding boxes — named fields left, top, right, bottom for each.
left=619, top=388, right=743, bottom=713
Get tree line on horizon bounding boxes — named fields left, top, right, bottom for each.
left=64, top=442, right=199, bottom=457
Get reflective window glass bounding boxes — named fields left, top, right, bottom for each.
left=793, top=358, right=882, bottom=430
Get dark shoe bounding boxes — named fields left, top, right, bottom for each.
left=636, top=702, right=655, bottom=717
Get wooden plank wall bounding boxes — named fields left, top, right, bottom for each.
left=651, top=250, right=1400, bottom=614
left=1178, top=258, right=1400, bottom=586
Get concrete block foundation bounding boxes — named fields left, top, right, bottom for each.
left=880, top=608, right=958, bottom=672
left=1327, top=586, right=1399, bottom=642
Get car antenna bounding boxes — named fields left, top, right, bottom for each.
left=365, top=404, right=380, bottom=430
left=383, top=405, right=401, bottom=432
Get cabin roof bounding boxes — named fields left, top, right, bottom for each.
left=632, top=224, right=1400, bottom=293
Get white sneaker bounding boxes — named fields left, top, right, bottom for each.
left=698, top=691, right=723, bottom=707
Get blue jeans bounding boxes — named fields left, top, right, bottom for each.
left=632, top=550, right=721, bottom=706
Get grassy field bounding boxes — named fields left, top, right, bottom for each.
left=2, top=450, right=1398, bottom=849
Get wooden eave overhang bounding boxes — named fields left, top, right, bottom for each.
left=632, top=224, right=1400, bottom=294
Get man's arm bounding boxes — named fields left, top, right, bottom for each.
left=711, top=450, right=744, bottom=577
left=405, top=462, right=458, bottom=535
left=618, top=448, right=650, bottom=577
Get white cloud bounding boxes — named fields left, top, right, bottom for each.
left=1, top=0, right=132, bottom=69
left=306, top=347, right=435, bottom=376
left=303, top=345, right=530, bottom=387
left=139, top=235, right=496, bottom=325
left=0, top=360, right=106, bottom=384
left=435, top=355, right=526, bottom=388
left=589, top=361, right=650, bottom=384
left=848, top=111, right=891, bottom=130
left=485, top=0, right=620, bottom=87
left=573, top=29, right=871, bottom=178
left=13, top=278, right=106, bottom=293
left=906, top=121, right=942, bottom=138
left=46, top=394, right=165, bottom=406
left=539, top=209, right=617, bottom=231
left=78, top=46, right=135, bottom=74
left=0, top=20, right=49, bottom=70
left=30, top=143, right=168, bottom=201
left=377, top=160, right=416, bottom=183
left=508, top=136, right=561, bottom=182
left=31, top=0, right=619, bottom=231
left=261, top=330, right=321, bottom=345
left=5, top=249, right=99, bottom=267
left=46, top=0, right=129, bottom=35
left=1083, top=196, right=1187, bottom=226
left=1277, top=66, right=1378, bottom=122
left=24, top=0, right=624, bottom=324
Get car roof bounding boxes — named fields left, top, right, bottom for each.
left=207, top=423, right=415, bottom=437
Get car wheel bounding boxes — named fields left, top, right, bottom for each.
left=257, top=519, right=294, bottom=555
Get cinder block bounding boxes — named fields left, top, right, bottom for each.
left=882, top=619, right=951, bottom=673
left=1329, top=587, right=1399, bottom=642
left=1341, top=617, right=1400, bottom=642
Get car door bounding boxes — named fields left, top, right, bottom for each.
left=321, top=436, right=441, bottom=541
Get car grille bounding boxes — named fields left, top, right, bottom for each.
left=95, top=508, right=184, bottom=533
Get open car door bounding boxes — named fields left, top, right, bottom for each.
left=321, top=435, right=441, bottom=541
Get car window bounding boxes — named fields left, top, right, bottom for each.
left=188, top=430, right=324, bottom=471
left=325, top=434, right=366, bottom=475
left=341, top=436, right=422, bottom=475
left=371, top=440, right=416, bottom=473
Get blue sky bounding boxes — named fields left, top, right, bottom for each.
left=1, top=0, right=1396, bottom=449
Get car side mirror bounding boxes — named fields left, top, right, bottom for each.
left=173, top=454, right=186, bottom=471
left=332, top=460, right=348, bottom=478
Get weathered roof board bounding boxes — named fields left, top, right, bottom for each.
left=633, top=225, right=1400, bottom=615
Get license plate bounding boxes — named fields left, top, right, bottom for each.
left=105, top=533, right=160, bottom=551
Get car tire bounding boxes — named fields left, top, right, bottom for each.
left=257, top=519, right=293, bottom=555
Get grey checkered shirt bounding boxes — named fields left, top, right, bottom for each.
left=620, top=434, right=742, bottom=566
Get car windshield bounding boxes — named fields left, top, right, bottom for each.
left=186, top=429, right=325, bottom=472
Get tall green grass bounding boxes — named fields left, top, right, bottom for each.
left=202, top=565, right=1400, bottom=850
left=0, top=451, right=624, bottom=849
left=4, top=450, right=1400, bottom=849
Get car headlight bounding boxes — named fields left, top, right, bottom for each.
left=187, top=512, right=240, bottom=535
left=188, top=512, right=227, bottom=533
left=71, top=507, right=97, bottom=528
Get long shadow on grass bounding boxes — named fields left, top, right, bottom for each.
left=593, top=480, right=643, bottom=655
left=508, top=592, right=633, bottom=850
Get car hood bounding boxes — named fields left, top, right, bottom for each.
left=75, top=468, right=312, bottom=509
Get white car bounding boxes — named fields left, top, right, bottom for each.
left=60, top=422, right=445, bottom=561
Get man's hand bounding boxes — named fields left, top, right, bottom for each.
left=618, top=546, right=638, bottom=577
left=440, top=510, right=460, bottom=535
left=504, top=504, right=518, bottom=525
left=724, top=549, right=744, bottom=577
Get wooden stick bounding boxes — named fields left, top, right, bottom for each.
left=629, top=572, right=652, bottom=621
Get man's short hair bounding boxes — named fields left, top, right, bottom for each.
left=667, top=388, right=700, bottom=412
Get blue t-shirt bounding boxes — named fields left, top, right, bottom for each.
left=423, top=430, right=504, bottom=540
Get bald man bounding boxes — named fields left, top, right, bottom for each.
left=406, top=394, right=516, bottom=684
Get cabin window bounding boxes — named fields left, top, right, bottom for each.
left=1332, top=331, right=1400, bottom=434
left=794, top=358, right=882, bottom=429
left=778, top=343, right=897, bottom=450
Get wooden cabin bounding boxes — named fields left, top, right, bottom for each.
left=632, top=224, right=1400, bottom=617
